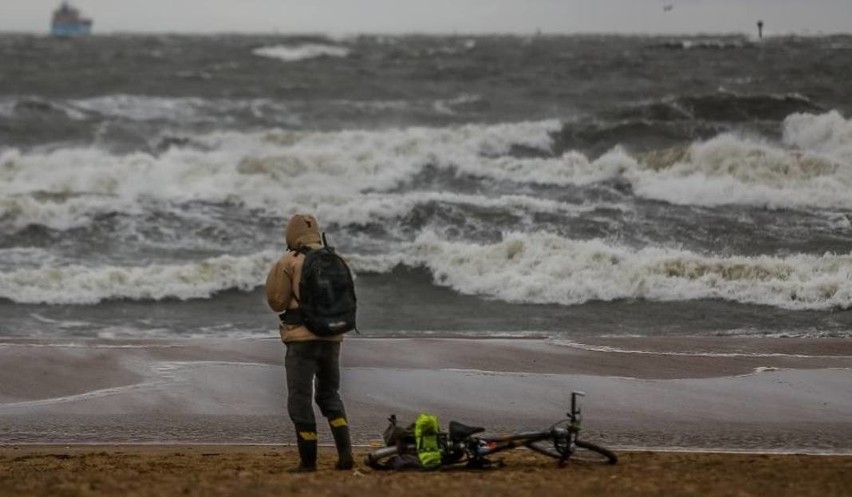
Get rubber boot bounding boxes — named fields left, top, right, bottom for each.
left=291, top=424, right=317, bottom=472
left=329, top=416, right=354, bottom=470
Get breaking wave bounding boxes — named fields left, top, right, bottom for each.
left=392, top=231, right=852, bottom=311
left=0, top=251, right=276, bottom=305
left=632, top=111, right=852, bottom=208
left=3, top=232, right=850, bottom=310
left=0, top=120, right=560, bottom=230
left=1, top=111, right=851, bottom=231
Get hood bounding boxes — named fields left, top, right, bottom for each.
left=285, top=213, right=322, bottom=249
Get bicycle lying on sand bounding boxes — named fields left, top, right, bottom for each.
left=365, top=391, right=617, bottom=470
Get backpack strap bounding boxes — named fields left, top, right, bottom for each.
left=286, top=245, right=314, bottom=305
left=278, top=246, right=311, bottom=321
left=279, top=250, right=303, bottom=319
left=279, top=242, right=325, bottom=321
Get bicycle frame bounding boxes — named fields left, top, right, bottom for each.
left=366, top=390, right=616, bottom=470
left=457, top=391, right=585, bottom=467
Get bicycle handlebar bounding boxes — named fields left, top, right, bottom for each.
left=570, top=391, right=585, bottom=419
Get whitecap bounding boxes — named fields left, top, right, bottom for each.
left=252, top=44, right=350, bottom=62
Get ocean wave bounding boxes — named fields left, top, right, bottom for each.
left=553, top=119, right=724, bottom=157
left=0, top=120, right=560, bottom=229
left=0, top=247, right=57, bottom=271
left=312, top=190, right=619, bottom=230
left=1, top=93, right=512, bottom=133
left=2, top=112, right=851, bottom=232
left=5, top=232, right=850, bottom=310
left=71, top=95, right=209, bottom=122
left=0, top=251, right=276, bottom=305
left=252, top=43, right=349, bottom=62
left=433, top=94, right=489, bottom=115
left=393, top=231, right=852, bottom=311
left=615, top=92, right=821, bottom=122
left=649, top=38, right=750, bottom=51
left=0, top=96, right=89, bottom=122
left=0, top=95, right=305, bottom=131
left=783, top=110, right=852, bottom=157
left=631, top=112, right=852, bottom=208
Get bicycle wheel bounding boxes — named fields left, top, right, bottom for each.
left=526, top=439, right=566, bottom=459
left=573, top=440, right=618, bottom=465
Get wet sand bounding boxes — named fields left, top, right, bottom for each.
left=1, top=445, right=851, bottom=497
left=1, top=337, right=851, bottom=452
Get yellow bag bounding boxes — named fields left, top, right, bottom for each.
left=414, top=413, right=442, bottom=469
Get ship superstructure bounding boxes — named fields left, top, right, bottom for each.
left=51, top=2, right=93, bottom=36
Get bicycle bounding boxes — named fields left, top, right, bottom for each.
left=365, top=391, right=617, bottom=470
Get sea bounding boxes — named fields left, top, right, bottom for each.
left=1, top=33, right=852, bottom=341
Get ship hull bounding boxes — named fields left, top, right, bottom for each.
left=51, top=22, right=92, bottom=36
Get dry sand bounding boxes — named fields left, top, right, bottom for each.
left=1, top=445, right=851, bottom=497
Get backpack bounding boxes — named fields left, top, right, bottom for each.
left=414, top=413, right=443, bottom=469
left=293, top=237, right=357, bottom=337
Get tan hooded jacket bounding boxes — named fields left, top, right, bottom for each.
left=265, top=214, right=343, bottom=343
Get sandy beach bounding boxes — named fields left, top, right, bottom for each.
left=1, top=336, right=850, bottom=495
left=1, top=445, right=851, bottom=497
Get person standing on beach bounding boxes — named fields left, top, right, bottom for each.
left=265, top=214, right=355, bottom=472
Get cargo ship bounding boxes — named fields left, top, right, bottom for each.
left=51, top=1, right=93, bottom=36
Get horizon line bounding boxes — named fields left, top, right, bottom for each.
left=1, top=28, right=851, bottom=38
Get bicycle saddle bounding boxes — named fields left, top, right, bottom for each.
left=449, top=421, right=485, bottom=441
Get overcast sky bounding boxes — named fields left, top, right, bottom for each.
left=3, top=0, right=850, bottom=35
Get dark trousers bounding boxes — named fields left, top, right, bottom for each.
left=285, top=341, right=346, bottom=425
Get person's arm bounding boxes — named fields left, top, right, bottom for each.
left=265, top=257, right=293, bottom=313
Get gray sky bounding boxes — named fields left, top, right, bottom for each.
left=3, top=0, right=850, bottom=35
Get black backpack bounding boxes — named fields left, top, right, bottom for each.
left=292, top=237, right=357, bottom=336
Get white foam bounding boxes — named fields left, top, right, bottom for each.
left=433, top=94, right=484, bottom=115
left=29, top=313, right=91, bottom=329
left=3, top=111, right=851, bottom=232
left=71, top=95, right=207, bottom=122
left=783, top=110, right=852, bottom=159
left=0, top=251, right=277, bottom=304
left=0, top=247, right=56, bottom=270
left=252, top=44, right=349, bottom=62
left=666, top=39, right=748, bottom=50
left=630, top=128, right=852, bottom=208
left=7, top=230, right=851, bottom=310
left=0, top=97, right=88, bottom=121
left=0, top=120, right=560, bottom=230
left=387, top=231, right=852, bottom=311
